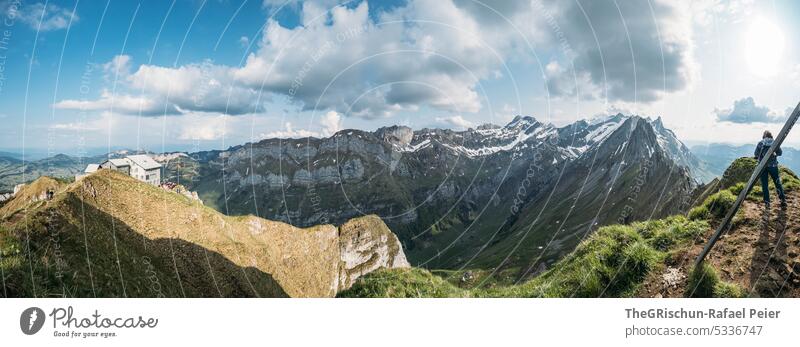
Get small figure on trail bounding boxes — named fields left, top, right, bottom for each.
left=754, top=130, right=787, bottom=209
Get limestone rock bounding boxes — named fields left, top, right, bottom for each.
left=336, top=215, right=410, bottom=292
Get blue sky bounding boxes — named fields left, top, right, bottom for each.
left=1, top=0, right=800, bottom=155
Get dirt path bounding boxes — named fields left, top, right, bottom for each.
left=639, top=191, right=800, bottom=298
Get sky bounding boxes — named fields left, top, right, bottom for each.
left=1, top=0, right=799, bottom=155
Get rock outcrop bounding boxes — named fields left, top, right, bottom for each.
left=336, top=215, right=410, bottom=291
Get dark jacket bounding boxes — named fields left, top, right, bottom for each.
left=755, top=138, right=782, bottom=167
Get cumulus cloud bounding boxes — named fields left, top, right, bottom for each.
left=102, top=55, right=132, bottom=80
left=54, top=90, right=181, bottom=116
left=178, top=114, right=229, bottom=141
left=55, top=0, right=696, bottom=123
left=538, top=0, right=696, bottom=103
left=5, top=2, right=78, bottom=31
left=436, top=115, right=474, bottom=129
left=319, top=111, right=342, bottom=136
left=60, top=0, right=522, bottom=119
left=544, top=61, right=598, bottom=99
left=714, top=97, right=783, bottom=124
left=127, top=61, right=264, bottom=115
left=260, top=122, right=320, bottom=139
left=56, top=57, right=261, bottom=116
left=233, top=0, right=505, bottom=117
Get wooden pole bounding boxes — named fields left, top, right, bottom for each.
left=694, top=101, right=800, bottom=267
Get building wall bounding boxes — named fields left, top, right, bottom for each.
left=100, top=162, right=130, bottom=175
left=145, top=168, right=161, bottom=185
left=130, top=165, right=161, bottom=186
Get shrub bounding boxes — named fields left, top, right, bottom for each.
left=650, top=230, right=676, bottom=251
left=688, top=206, right=708, bottom=220
left=729, top=182, right=745, bottom=195
left=719, top=157, right=757, bottom=189
left=685, top=263, right=719, bottom=298
left=618, top=241, right=659, bottom=281
left=337, top=268, right=469, bottom=298
left=702, top=190, right=736, bottom=219
left=714, top=281, right=746, bottom=298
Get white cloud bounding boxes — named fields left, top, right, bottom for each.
left=232, top=0, right=506, bottom=117
left=260, top=122, right=320, bottom=139
left=56, top=57, right=260, bottom=116
left=102, top=55, right=132, bottom=80
left=714, top=97, right=782, bottom=124
left=544, top=61, right=598, bottom=99
left=538, top=0, right=697, bottom=103
left=62, top=0, right=524, bottom=119
left=53, top=0, right=698, bottom=127
left=54, top=89, right=180, bottom=116
left=239, top=36, right=250, bottom=48
left=436, top=115, right=473, bottom=129
left=691, top=0, right=755, bottom=26
left=319, top=111, right=342, bottom=136
left=6, top=2, right=78, bottom=31
left=178, top=114, right=229, bottom=141
left=49, top=122, right=100, bottom=131
left=128, top=62, right=264, bottom=115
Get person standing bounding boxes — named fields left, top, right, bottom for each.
left=755, top=130, right=787, bottom=208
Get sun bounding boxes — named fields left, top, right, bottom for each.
left=745, top=17, right=785, bottom=77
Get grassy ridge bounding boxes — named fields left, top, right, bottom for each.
left=689, top=157, right=800, bottom=221
left=0, top=169, right=403, bottom=298
left=340, top=216, right=708, bottom=297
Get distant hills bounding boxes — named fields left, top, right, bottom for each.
left=0, top=150, right=139, bottom=192
left=691, top=143, right=800, bottom=177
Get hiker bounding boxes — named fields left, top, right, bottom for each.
left=754, top=130, right=787, bottom=208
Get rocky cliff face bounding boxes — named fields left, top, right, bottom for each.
left=164, top=114, right=701, bottom=274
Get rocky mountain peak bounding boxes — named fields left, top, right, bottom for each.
left=651, top=116, right=666, bottom=131
left=476, top=123, right=501, bottom=130
left=505, top=115, right=539, bottom=129
left=375, top=125, right=414, bottom=146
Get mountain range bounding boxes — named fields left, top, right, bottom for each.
left=0, top=115, right=726, bottom=274
left=147, top=114, right=705, bottom=278
left=4, top=114, right=800, bottom=297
